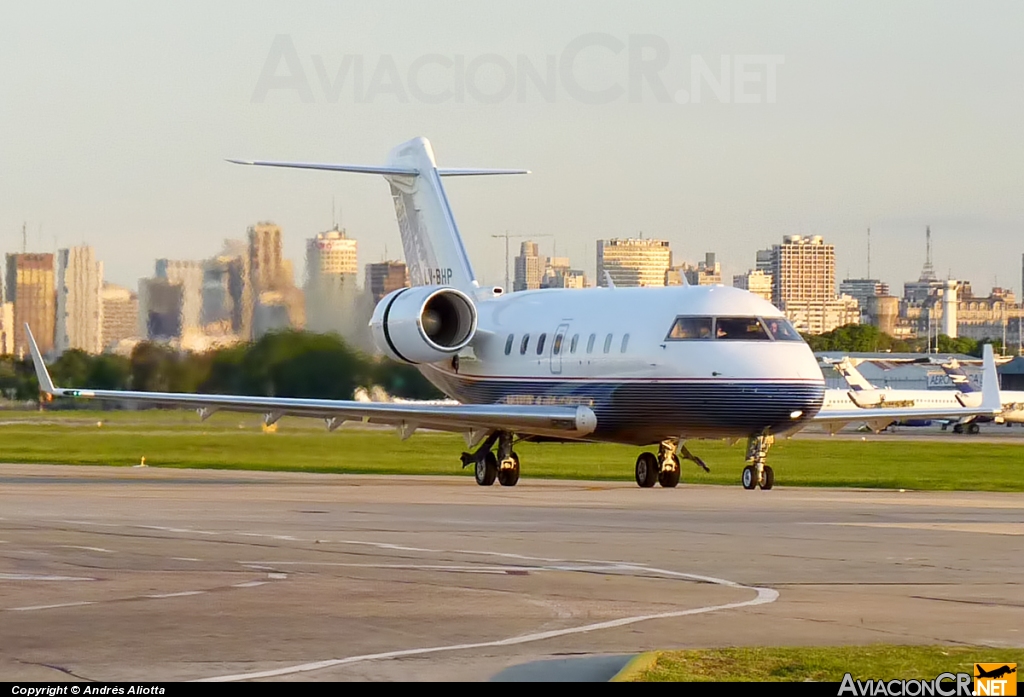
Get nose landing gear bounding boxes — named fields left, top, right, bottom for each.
left=633, top=439, right=711, bottom=488
left=742, top=432, right=775, bottom=490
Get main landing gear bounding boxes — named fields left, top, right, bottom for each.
left=952, top=422, right=981, bottom=435
left=742, top=432, right=775, bottom=490
left=634, top=439, right=710, bottom=488
left=461, top=431, right=520, bottom=487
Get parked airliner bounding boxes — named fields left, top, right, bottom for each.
left=25, top=137, right=1001, bottom=490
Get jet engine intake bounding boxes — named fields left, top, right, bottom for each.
left=370, top=286, right=478, bottom=364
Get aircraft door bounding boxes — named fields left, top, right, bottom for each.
left=550, top=323, right=569, bottom=375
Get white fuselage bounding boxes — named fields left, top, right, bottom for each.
left=414, top=284, right=826, bottom=445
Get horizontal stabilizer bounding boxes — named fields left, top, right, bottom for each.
left=227, top=161, right=529, bottom=178
left=226, top=160, right=418, bottom=176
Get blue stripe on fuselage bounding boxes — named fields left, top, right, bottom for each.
left=422, top=367, right=824, bottom=445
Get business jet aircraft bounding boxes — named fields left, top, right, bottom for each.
left=939, top=358, right=1024, bottom=430
left=24, top=137, right=1001, bottom=490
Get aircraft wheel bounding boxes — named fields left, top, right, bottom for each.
left=635, top=452, right=658, bottom=488
left=742, top=465, right=758, bottom=490
left=658, top=463, right=680, bottom=488
left=968, top=422, right=980, bottom=435
left=498, top=452, right=520, bottom=487
left=953, top=423, right=964, bottom=434
left=475, top=452, right=498, bottom=486
left=761, top=465, right=775, bottom=490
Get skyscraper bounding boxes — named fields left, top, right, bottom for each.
left=248, top=222, right=286, bottom=293
left=513, top=241, right=543, bottom=291
left=760, top=235, right=858, bottom=334
left=596, top=238, right=672, bottom=287
left=56, top=246, right=104, bottom=355
left=101, top=283, right=139, bottom=349
left=305, top=227, right=359, bottom=335
left=6, top=253, right=55, bottom=356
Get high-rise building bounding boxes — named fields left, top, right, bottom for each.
left=6, top=253, right=55, bottom=356
left=596, top=238, right=672, bottom=288
left=513, top=241, right=543, bottom=292
left=839, top=279, right=890, bottom=320
left=540, top=256, right=586, bottom=289
left=305, top=227, right=359, bottom=335
left=56, top=246, right=104, bottom=355
left=248, top=221, right=286, bottom=293
left=758, top=235, right=859, bottom=334
left=202, top=240, right=252, bottom=339
left=138, top=277, right=183, bottom=339
left=155, top=259, right=204, bottom=339
left=0, top=302, right=14, bottom=355
left=101, top=283, right=139, bottom=349
left=733, top=269, right=773, bottom=303
left=366, top=261, right=409, bottom=304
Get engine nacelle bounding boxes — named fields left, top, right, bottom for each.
left=370, top=286, right=478, bottom=364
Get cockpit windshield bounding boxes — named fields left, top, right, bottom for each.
left=665, top=316, right=804, bottom=342
left=715, top=317, right=770, bottom=341
left=762, top=317, right=802, bottom=341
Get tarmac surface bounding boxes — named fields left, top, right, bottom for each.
left=1, top=464, right=1022, bottom=682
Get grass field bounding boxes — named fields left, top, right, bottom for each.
left=624, top=646, right=1024, bottom=682
left=1, top=408, right=1023, bottom=490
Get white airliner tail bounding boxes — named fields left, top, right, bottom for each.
left=229, top=137, right=528, bottom=292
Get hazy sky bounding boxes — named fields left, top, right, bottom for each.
left=2, top=1, right=1023, bottom=296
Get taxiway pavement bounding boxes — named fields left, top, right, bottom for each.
left=0, top=464, right=1021, bottom=681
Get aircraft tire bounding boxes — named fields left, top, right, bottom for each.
left=953, top=423, right=964, bottom=434
left=741, top=465, right=757, bottom=490
left=635, top=453, right=658, bottom=488
left=658, top=466, right=680, bottom=488
left=475, top=452, right=498, bottom=486
left=967, top=423, right=980, bottom=435
left=498, top=453, right=520, bottom=487
left=761, top=465, right=775, bottom=490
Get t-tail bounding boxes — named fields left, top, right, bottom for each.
left=833, top=358, right=876, bottom=392
left=939, top=359, right=978, bottom=393
left=228, top=137, right=528, bottom=292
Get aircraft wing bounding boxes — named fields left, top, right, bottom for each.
left=808, top=344, right=1002, bottom=435
left=25, top=328, right=596, bottom=443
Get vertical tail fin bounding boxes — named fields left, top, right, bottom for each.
left=228, top=137, right=528, bottom=292
left=939, top=359, right=979, bottom=393
left=834, top=358, right=876, bottom=391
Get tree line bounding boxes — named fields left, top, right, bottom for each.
left=801, top=323, right=1002, bottom=356
left=0, top=331, right=444, bottom=406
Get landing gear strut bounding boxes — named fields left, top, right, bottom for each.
left=461, top=431, right=519, bottom=487
left=742, top=432, right=774, bottom=490
left=634, top=439, right=710, bottom=488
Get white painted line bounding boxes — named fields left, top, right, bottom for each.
left=198, top=582, right=777, bottom=682
left=232, top=581, right=268, bottom=588
left=172, top=557, right=201, bottom=562
left=267, top=573, right=287, bottom=580
left=9, top=601, right=95, bottom=612
left=145, top=591, right=206, bottom=599
left=59, top=545, right=114, bottom=553
left=0, top=573, right=95, bottom=581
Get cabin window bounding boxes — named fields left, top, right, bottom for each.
left=761, top=317, right=803, bottom=341
left=666, top=316, right=714, bottom=340
left=504, top=334, right=515, bottom=355
left=520, top=334, right=530, bottom=355
left=553, top=333, right=564, bottom=355
left=587, top=334, right=596, bottom=353
left=536, top=333, right=547, bottom=355
left=603, top=333, right=613, bottom=353
left=620, top=334, right=630, bottom=353
left=715, top=317, right=771, bottom=341
left=570, top=334, right=579, bottom=354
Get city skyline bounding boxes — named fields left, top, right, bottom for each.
left=2, top=3, right=1023, bottom=298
